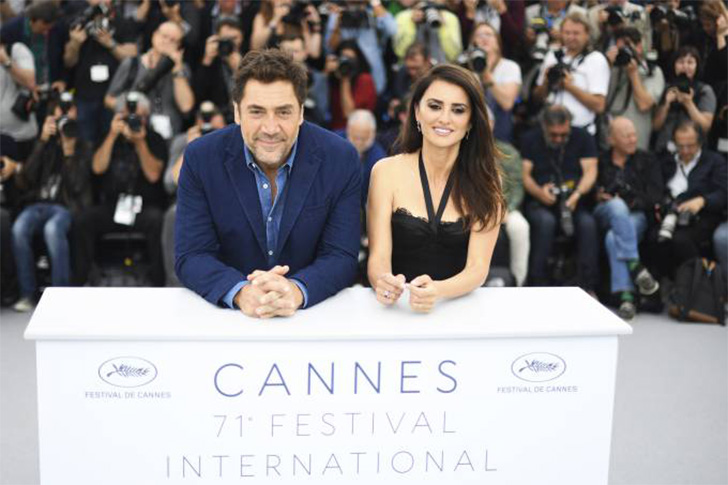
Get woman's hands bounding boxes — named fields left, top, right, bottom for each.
left=374, top=273, right=440, bottom=313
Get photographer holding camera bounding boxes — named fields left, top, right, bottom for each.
left=326, top=0, right=396, bottom=96
left=0, top=40, right=37, bottom=163
left=595, top=117, right=662, bottom=320
left=63, top=0, right=139, bottom=145
left=73, top=92, right=168, bottom=287
left=587, top=0, right=651, bottom=53
left=604, top=27, right=664, bottom=150
left=653, top=46, right=715, bottom=154
left=104, top=21, right=194, bottom=141
left=533, top=12, right=610, bottom=137
left=161, top=101, right=225, bottom=287
left=193, top=17, right=243, bottom=124
left=650, top=120, right=726, bottom=279
left=525, top=0, right=587, bottom=61
left=325, top=39, right=377, bottom=131
left=521, top=105, right=599, bottom=291
left=9, top=92, right=93, bottom=312
left=395, top=0, right=463, bottom=65
left=467, top=21, right=521, bottom=143
left=251, top=0, right=323, bottom=59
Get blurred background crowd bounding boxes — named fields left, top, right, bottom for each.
left=0, top=0, right=726, bottom=320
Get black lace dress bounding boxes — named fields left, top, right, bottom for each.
left=391, top=152, right=469, bottom=282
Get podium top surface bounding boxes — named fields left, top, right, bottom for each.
left=24, top=286, right=632, bottom=341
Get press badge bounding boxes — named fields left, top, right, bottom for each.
left=150, top=114, right=173, bottom=139
left=90, top=64, right=110, bottom=83
left=114, top=194, right=143, bottom=226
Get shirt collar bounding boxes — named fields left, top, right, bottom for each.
left=674, top=149, right=702, bottom=173
left=243, top=139, right=298, bottom=174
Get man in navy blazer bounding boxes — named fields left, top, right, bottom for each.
left=175, top=49, right=361, bottom=317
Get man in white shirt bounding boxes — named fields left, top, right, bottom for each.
left=533, top=11, right=610, bottom=135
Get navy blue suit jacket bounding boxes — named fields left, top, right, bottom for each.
left=175, top=122, right=361, bottom=308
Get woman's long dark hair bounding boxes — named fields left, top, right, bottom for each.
left=396, top=64, right=505, bottom=231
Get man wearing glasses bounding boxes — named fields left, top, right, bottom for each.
left=521, top=104, right=600, bottom=292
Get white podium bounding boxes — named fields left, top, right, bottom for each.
left=25, top=286, right=631, bottom=485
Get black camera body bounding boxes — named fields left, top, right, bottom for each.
left=550, top=183, right=576, bottom=238
left=614, top=45, right=637, bottom=67
left=217, top=37, right=234, bottom=57
left=56, top=92, right=79, bottom=139
left=124, top=92, right=142, bottom=133
left=650, top=4, right=695, bottom=29
left=283, top=1, right=311, bottom=26
left=603, top=178, right=634, bottom=201
left=341, top=7, right=369, bottom=29
left=671, top=73, right=692, bottom=94
left=457, top=47, right=487, bottom=74
left=605, top=5, right=641, bottom=27
left=72, top=3, right=111, bottom=36
left=547, top=51, right=571, bottom=91
left=337, top=55, right=358, bottom=78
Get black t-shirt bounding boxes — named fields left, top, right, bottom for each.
left=521, top=126, right=597, bottom=186
left=71, top=15, right=139, bottom=101
left=99, top=130, right=168, bottom=209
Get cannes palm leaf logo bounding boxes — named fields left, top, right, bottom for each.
left=518, top=360, right=560, bottom=374
left=99, top=357, right=158, bottom=388
left=106, top=364, right=150, bottom=379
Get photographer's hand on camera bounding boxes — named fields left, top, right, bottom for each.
left=677, top=196, right=705, bottom=215
left=202, top=35, right=219, bottom=66
left=39, top=114, right=58, bottom=142
left=160, top=0, right=183, bottom=25
left=539, top=182, right=558, bottom=206
left=597, top=186, right=614, bottom=203
left=675, top=87, right=695, bottom=107
left=411, top=6, right=425, bottom=25
left=565, top=189, right=581, bottom=211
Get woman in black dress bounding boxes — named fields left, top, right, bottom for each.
left=367, top=64, right=505, bottom=312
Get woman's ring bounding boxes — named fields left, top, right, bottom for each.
left=383, top=290, right=391, bottom=299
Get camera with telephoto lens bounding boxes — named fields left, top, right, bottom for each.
left=671, top=73, right=692, bottom=94
left=340, top=6, right=369, bottom=29
left=337, top=55, right=358, bottom=78
left=135, top=55, right=175, bottom=94
left=457, top=46, right=487, bottom=74
left=547, top=50, right=571, bottom=92
left=416, top=1, right=443, bottom=29
left=658, top=199, right=694, bottom=242
left=124, top=91, right=142, bottom=133
left=217, top=37, right=234, bottom=57
left=649, top=4, right=696, bottom=30
left=72, top=3, right=111, bottom=35
left=56, top=92, right=79, bottom=139
left=604, top=5, right=642, bottom=26
left=614, top=44, right=637, bottom=67
left=602, top=176, right=634, bottom=201
left=199, top=101, right=217, bottom=136
left=529, top=17, right=552, bottom=61
left=550, top=183, right=575, bottom=238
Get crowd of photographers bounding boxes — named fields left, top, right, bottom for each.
left=0, top=0, right=726, bottom=320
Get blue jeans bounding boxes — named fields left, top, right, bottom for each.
left=11, top=203, right=72, bottom=298
left=714, top=221, right=728, bottom=282
left=525, top=200, right=599, bottom=290
left=594, top=198, right=647, bottom=293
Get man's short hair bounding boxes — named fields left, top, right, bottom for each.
left=614, top=26, right=642, bottom=45
left=27, top=1, right=60, bottom=23
left=405, top=42, right=430, bottom=61
left=231, top=49, right=307, bottom=107
left=347, top=109, right=376, bottom=132
left=562, top=11, right=591, bottom=36
left=673, top=119, right=704, bottom=143
left=540, top=105, right=573, bottom=128
left=216, top=16, right=243, bottom=34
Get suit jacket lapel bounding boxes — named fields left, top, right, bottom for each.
left=277, top=124, right=322, bottom=254
left=223, top=129, right=267, bottom=257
